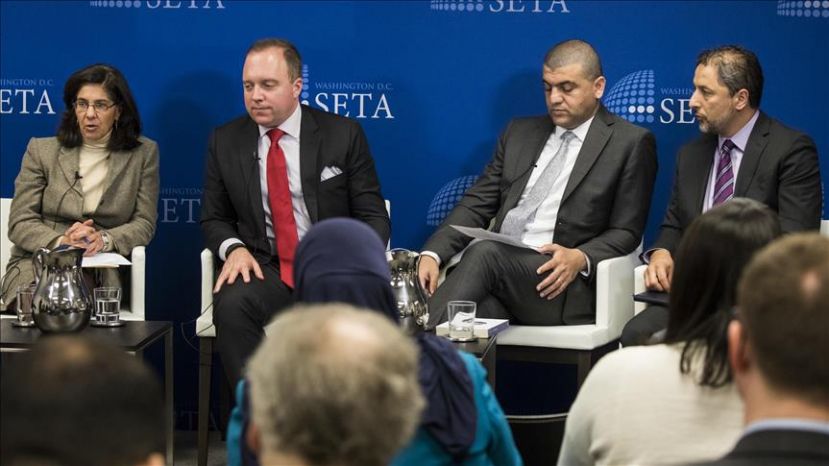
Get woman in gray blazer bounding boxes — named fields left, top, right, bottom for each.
left=0, top=64, right=159, bottom=309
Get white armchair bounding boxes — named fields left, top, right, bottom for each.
left=0, top=197, right=145, bottom=320
left=495, top=245, right=642, bottom=387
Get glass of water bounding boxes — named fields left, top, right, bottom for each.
left=93, top=287, right=122, bottom=327
left=447, top=300, right=477, bottom=342
left=13, top=284, right=36, bottom=327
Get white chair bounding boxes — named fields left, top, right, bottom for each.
left=495, top=245, right=642, bottom=387
left=196, top=200, right=392, bottom=466
left=0, top=197, right=145, bottom=320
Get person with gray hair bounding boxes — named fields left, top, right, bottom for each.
left=418, top=38, right=657, bottom=328
left=245, top=303, right=425, bottom=466
left=625, top=44, right=822, bottom=346
left=698, top=233, right=829, bottom=465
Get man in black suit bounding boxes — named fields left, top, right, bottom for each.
left=698, top=233, right=829, bottom=466
left=418, top=40, right=657, bottom=327
left=201, top=38, right=389, bottom=383
left=622, top=45, right=822, bottom=346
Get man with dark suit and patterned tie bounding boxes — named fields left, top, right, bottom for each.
left=697, top=233, right=829, bottom=466
left=418, top=39, right=658, bottom=328
left=201, top=38, right=389, bottom=384
left=622, top=45, right=823, bottom=346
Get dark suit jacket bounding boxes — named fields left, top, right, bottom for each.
left=423, top=105, right=658, bottom=323
left=653, top=112, right=822, bottom=254
left=697, top=429, right=829, bottom=466
left=200, top=105, right=389, bottom=263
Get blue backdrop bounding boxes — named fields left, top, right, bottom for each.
left=2, top=0, right=827, bottom=419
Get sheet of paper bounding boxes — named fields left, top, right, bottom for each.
left=82, top=252, right=131, bottom=268
left=450, top=225, right=536, bottom=250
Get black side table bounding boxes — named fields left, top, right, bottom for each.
left=453, top=335, right=497, bottom=388
left=0, top=319, right=174, bottom=465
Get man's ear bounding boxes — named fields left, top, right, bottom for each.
left=247, top=421, right=262, bottom=455
left=728, top=319, right=751, bottom=378
left=137, top=452, right=165, bottom=466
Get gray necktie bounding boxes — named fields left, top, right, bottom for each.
left=500, top=130, right=576, bottom=238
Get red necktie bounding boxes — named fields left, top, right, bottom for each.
left=266, top=128, right=298, bottom=288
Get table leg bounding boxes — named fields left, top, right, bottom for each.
left=484, top=342, right=496, bottom=389
left=165, top=329, right=174, bottom=466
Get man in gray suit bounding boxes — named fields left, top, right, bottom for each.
left=418, top=40, right=658, bottom=327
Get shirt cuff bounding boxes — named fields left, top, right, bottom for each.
left=219, top=238, right=244, bottom=261
left=420, top=250, right=441, bottom=267
left=579, top=250, right=591, bottom=277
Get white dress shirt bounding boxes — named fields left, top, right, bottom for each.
left=219, top=104, right=310, bottom=260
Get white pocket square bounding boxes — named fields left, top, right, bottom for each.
left=320, top=166, right=343, bottom=182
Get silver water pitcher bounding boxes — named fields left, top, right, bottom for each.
left=31, top=247, right=92, bottom=332
left=388, top=248, right=429, bottom=333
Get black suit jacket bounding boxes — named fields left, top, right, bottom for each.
left=424, top=105, right=658, bottom=323
left=201, top=105, right=389, bottom=263
left=697, top=429, right=829, bottom=466
left=653, top=112, right=822, bottom=254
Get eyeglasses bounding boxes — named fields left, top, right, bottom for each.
left=74, top=100, right=116, bottom=113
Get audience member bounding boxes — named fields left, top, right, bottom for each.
left=558, top=198, right=781, bottom=465
left=245, top=304, right=424, bottom=466
left=697, top=233, right=829, bottom=465
left=0, top=335, right=165, bottom=466
left=228, top=218, right=522, bottom=466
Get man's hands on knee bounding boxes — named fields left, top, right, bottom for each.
left=536, top=244, right=586, bottom=300
left=417, top=255, right=439, bottom=296
left=214, top=247, right=264, bottom=293
left=644, top=249, right=673, bottom=292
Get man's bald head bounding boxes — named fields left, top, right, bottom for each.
left=544, top=39, right=603, bottom=79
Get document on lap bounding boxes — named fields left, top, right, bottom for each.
left=81, top=252, right=131, bottom=268
left=450, top=225, right=535, bottom=251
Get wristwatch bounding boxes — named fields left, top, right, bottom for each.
left=100, top=230, right=112, bottom=251
left=226, top=242, right=247, bottom=258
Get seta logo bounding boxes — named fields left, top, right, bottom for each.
left=426, top=175, right=478, bottom=226
left=776, top=0, right=829, bottom=18
left=158, top=187, right=202, bottom=224
left=0, top=78, right=57, bottom=116
left=604, top=70, right=696, bottom=125
left=301, top=65, right=395, bottom=120
left=430, top=0, right=570, bottom=14
left=89, top=0, right=225, bottom=10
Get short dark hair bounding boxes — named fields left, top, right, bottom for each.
left=0, top=336, right=164, bottom=466
left=246, top=38, right=302, bottom=82
left=738, top=233, right=829, bottom=405
left=543, top=39, right=603, bottom=80
left=57, top=64, right=143, bottom=151
left=663, top=198, right=781, bottom=387
left=697, top=45, right=764, bottom=109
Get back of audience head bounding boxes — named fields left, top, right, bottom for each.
left=662, top=198, right=781, bottom=387
left=293, top=217, right=398, bottom=321
left=732, top=233, right=829, bottom=411
left=0, top=335, right=165, bottom=466
left=246, top=304, right=424, bottom=466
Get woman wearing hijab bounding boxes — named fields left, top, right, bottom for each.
left=228, top=218, right=522, bottom=466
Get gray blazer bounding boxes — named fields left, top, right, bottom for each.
left=423, top=106, right=658, bottom=323
left=1, top=136, right=160, bottom=308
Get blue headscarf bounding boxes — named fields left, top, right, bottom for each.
left=295, top=218, right=476, bottom=461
